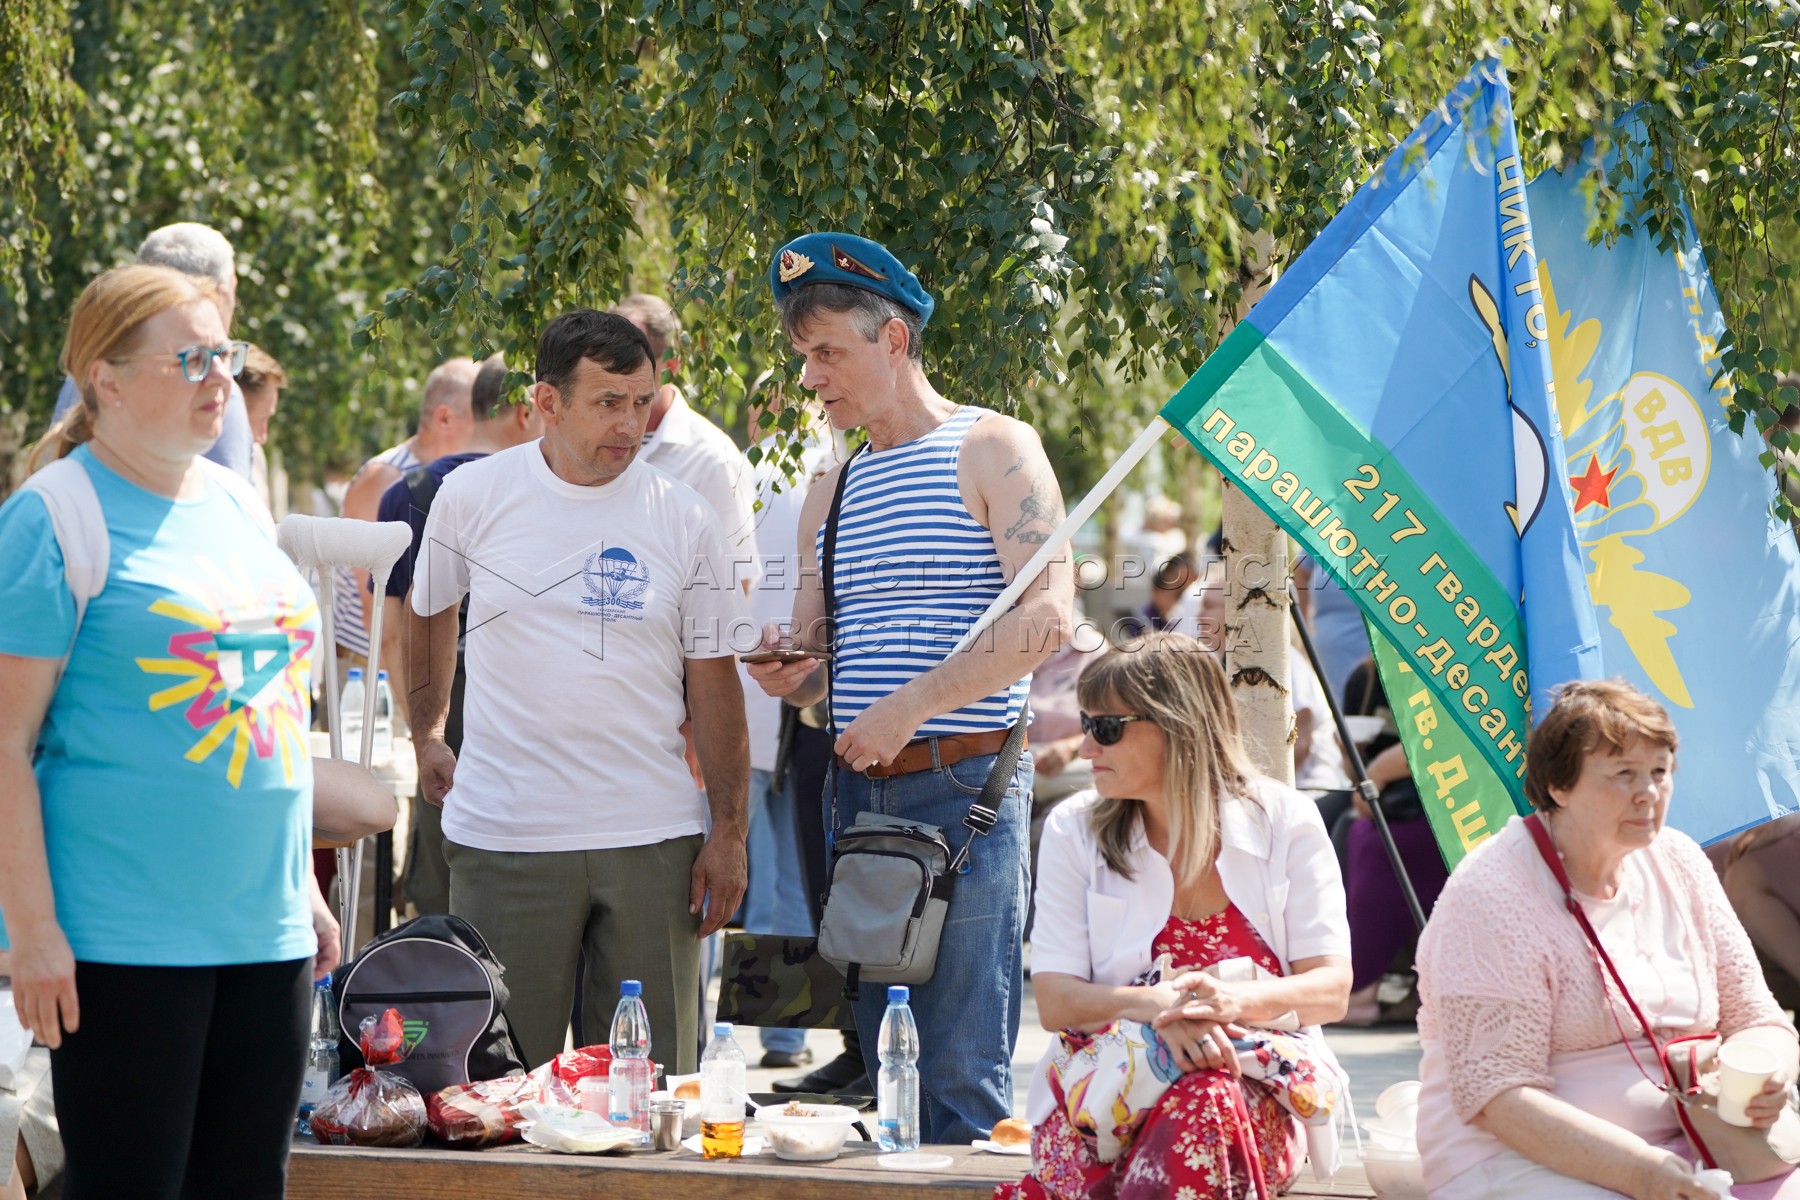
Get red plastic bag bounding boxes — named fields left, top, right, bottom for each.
left=532, top=1044, right=613, bottom=1109
left=312, top=1009, right=428, bottom=1147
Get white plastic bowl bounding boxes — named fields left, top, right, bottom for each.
left=754, top=1102, right=861, bottom=1162
left=1361, top=1120, right=1417, bottom=1153
left=1361, top=1146, right=1428, bottom=1200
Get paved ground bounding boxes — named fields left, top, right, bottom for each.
left=738, top=968, right=1423, bottom=1166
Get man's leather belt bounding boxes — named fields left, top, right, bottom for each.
left=836, top=727, right=1022, bottom=779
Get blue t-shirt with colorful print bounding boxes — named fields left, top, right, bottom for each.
left=0, top=446, right=319, bottom=966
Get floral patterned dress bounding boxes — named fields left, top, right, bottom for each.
left=998, top=904, right=1305, bottom=1200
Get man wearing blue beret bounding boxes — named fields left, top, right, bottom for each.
left=748, top=232, right=1074, bottom=1144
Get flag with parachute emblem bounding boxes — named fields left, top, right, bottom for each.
left=1526, top=131, right=1800, bottom=843
left=1159, top=60, right=1606, bottom=868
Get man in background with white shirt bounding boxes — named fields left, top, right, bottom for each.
left=739, top=396, right=842, bottom=1070
left=610, top=293, right=756, bottom=585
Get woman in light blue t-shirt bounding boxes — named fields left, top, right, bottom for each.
left=0, top=264, right=337, bottom=1200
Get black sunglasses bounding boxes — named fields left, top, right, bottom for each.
left=1080, top=712, right=1153, bottom=746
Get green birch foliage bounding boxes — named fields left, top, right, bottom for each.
left=3, top=0, right=1798, bottom=496
left=0, top=0, right=462, bottom=473
left=0, top=0, right=87, bottom=307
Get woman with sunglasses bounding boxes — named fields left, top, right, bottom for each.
left=1002, top=631, right=1352, bottom=1200
left=0, top=264, right=336, bottom=1200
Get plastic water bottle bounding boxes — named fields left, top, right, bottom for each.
left=699, top=1022, right=747, bottom=1158
left=371, top=670, right=395, bottom=765
left=877, top=985, right=921, bottom=1151
left=339, top=668, right=365, bottom=752
left=297, top=975, right=340, bottom=1136
left=608, top=980, right=653, bottom=1133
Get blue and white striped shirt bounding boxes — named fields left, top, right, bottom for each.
left=820, top=406, right=1029, bottom=735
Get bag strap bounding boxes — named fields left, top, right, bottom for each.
left=818, top=443, right=863, bottom=669
left=1522, top=812, right=1719, bottom=1166
left=947, top=713, right=1029, bottom=874
left=21, top=455, right=110, bottom=677
left=405, top=462, right=443, bottom=515
left=1523, top=814, right=1662, bottom=1044
left=821, top=445, right=864, bottom=842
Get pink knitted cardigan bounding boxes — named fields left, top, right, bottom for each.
left=1417, top=816, right=1791, bottom=1125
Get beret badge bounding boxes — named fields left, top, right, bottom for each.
left=777, top=248, right=815, bottom=283
left=830, top=245, right=888, bottom=281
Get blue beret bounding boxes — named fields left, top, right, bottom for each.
left=768, top=232, right=935, bottom=328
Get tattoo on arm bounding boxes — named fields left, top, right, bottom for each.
left=1004, top=456, right=1024, bottom=477
left=1004, top=475, right=1057, bottom=545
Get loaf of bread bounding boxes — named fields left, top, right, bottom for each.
left=990, top=1116, right=1031, bottom=1147
left=674, top=1079, right=702, bottom=1101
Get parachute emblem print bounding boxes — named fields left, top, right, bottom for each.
left=581, top=546, right=650, bottom=616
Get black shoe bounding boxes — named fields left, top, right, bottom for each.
left=759, top=1046, right=815, bottom=1070
left=828, top=1071, right=872, bottom=1098
left=771, top=1049, right=865, bottom=1094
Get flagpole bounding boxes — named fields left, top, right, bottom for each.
left=948, top=416, right=1171, bottom=656
left=1289, top=594, right=1428, bottom=933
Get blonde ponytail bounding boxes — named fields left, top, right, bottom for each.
left=25, top=396, right=97, bottom=474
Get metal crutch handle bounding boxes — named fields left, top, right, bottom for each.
left=276, top=515, right=414, bottom=964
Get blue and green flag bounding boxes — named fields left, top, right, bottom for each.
left=1525, top=136, right=1800, bottom=843
left=1162, top=60, right=1800, bottom=865
left=1162, top=61, right=1602, bottom=868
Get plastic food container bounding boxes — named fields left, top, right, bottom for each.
left=1360, top=1144, right=1427, bottom=1200
left=1361, top=1120, right=1416, bottom=1153
left=754, top=1102, right=861, bottom=1162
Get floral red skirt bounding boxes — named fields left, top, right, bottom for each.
left=997, top=906, right=1304, bottom=1200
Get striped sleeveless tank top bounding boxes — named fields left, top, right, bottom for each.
left=331, top=440, right=420, bottom=657
left=820, top=405, right=1029, bottom=735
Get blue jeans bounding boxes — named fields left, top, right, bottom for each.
left=746, top=767, right=811, bottom=1055
left=827, top=748, right=1033, bottom=1145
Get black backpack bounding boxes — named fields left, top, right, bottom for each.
left=332, top=913, right=529, bottom=1093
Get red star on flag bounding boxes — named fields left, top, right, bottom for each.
left=1569, top=453, right=1620, bottom=514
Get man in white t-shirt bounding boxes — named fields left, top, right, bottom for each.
left=407, top=310, right=749, bottom=1071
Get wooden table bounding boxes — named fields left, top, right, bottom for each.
left=289, top=1138, right=1375, bottom=1198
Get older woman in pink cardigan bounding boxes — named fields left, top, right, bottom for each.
left=1416, top=680, right=1799, bottom=1200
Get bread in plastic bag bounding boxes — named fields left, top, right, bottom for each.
left=425, top=1044, right=613, bottom=1148
left=312, top=1008, right=428, bottom=1147
left=426, top=1074, right=532, bottom=1149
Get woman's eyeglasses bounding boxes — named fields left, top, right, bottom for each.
left=1080, top=712, right=1152, bottom=746
left=110, top=341, right=249, bottom=383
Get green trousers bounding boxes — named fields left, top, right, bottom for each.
left=444, top=834, right=703, bottom=1071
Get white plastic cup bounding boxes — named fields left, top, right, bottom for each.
left=1717, top=1042, right=1779, bottom=1128
left=1376, top=1080, right=1423, bottom=1121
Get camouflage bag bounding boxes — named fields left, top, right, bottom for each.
left=716, top=933, right=855, bottom=1031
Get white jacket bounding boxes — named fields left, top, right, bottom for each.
left=1025, top=778, right=1353, bottom=1172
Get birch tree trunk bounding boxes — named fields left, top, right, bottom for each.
left=1220, top=234, right=1292, bottom=783
left=1221, top=485, right=1294, bottom=784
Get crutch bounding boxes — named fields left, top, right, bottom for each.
left=278, top=514, right=414, bottom=965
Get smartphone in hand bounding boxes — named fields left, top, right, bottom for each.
left=738, top=649, right=832, bottom=665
